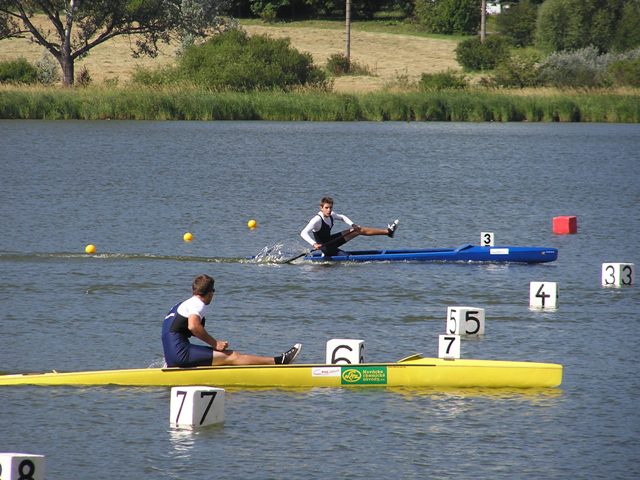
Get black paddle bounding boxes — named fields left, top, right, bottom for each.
left=282, top=234, right=347, bottom=264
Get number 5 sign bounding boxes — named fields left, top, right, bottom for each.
left=446, top=307, right=485, bottom=336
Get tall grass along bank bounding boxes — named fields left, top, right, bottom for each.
left=1, top=87, right=639, bottom=122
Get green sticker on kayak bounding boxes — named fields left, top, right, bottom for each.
left=341, top=366, right=387, bottom=385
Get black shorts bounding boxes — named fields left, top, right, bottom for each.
left=321, top=232, right=347, bottom=256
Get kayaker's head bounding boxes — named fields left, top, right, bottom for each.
left=320, top=196, right=334, bottom=217
left=193, top=274, right=215, bottom=305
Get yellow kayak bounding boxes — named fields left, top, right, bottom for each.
left=0, top=355, right=562, bottom=388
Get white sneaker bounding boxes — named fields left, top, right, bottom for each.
left=387, top=219, right=400, bottom=238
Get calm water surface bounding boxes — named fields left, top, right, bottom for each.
left=0, top=121, right=638, bottom=479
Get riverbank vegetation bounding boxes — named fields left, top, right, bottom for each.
left=2, top=85, right=638, bottom=122
left=2, top=1, right=640, bottom=121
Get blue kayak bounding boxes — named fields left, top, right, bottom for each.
left=304, top=244, right=558, bottom=263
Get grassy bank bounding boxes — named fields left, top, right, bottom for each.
left=1, top=86, right=639, bottom=122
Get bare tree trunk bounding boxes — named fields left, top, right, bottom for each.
left=61, top=0, right=76, bottom=86
left=480, top=0, right=486, bottom=43
left=345, top=0, right=351, bottom=68
left=60, top=52, right=74, bottom=86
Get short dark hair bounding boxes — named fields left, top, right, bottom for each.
left=192, top=274, right=215, bottom=296
left=320, top=196, right=334, bottom=206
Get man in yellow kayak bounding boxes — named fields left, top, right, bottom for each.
left=162, top=274, right=301, bottom=367
left=301, top=196, right=399, bottom=256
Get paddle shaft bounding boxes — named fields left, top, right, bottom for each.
left=285, top=233, right=346, bottom=263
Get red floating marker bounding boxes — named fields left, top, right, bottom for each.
left=553, top=215, right=577, bottom=234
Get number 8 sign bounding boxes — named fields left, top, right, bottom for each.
left=0, top=454, right=45, bottom=480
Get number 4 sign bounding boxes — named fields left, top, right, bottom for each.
left=529, top=282, right=558, bottom=309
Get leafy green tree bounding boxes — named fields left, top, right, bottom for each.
left=536, top=0, right=635, bottom=53
left=495, top=0, right=538, bottom=47
left=612, top=0, right=640, bottom=52
left=246, top=0, right=409, bottom=20
left=0, top=1, right=232, bottom=86
left=414, top=0, right=481, bottom=35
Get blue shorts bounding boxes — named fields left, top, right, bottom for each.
left=162, top=329, right=214, bottom=368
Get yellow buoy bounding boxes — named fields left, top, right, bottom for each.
left=85, top=244, right=96, bottom=254
left=247, top=219, right=257, bottom=229
left=183, top=232, right=193, bottom=242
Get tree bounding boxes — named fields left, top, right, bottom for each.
left=536, top=0, right=633, bottom=54
left=0, top=1, right=232, bottom=86
left=495, top=0, right=538, bottom=47
left=612, top=0, right=640, bottom=52
left=414, top=0, right=481, bottom=36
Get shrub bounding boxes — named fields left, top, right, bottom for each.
left=130, top=65, right=181, bottom=87
left=608, top=55, right=640, bottom=87
left=325, top=53, right=372, bottom=77
left=455, top=35, right=512, bottom=71
left=326, top=54, right=351, bottom=76
left=418, top=70, right=467, bottom=91
left=76, top=66, right=92, bottom=87
left=35, top=52, right=61, bottom=85
left=0, top=57, right=39, bottom=84
left=491, top=49, right=542, bottom=88
left=538, top=46, right=614, bottom=88
left=177, top=29, right=328, bottom=91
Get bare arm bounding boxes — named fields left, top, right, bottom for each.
left=188, top=314, right=228, bottom=351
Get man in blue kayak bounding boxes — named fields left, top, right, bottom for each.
left=301, top=196, right=399, bottom=256
left=162, top=274, right=302, bottom=367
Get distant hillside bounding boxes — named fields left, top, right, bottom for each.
left=0, top=18, right=460, bottom=92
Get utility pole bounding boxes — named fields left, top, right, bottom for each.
left=480, top=0, right=486, bottom=43
left=345, top=0, right=351, bottom=66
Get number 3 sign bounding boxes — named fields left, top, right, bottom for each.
left=602, top=263, right=634, bottom=287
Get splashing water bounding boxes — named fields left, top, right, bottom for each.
left=251, top=242, right=306, bottom=263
